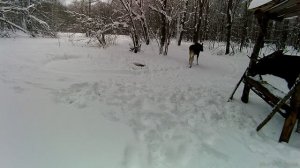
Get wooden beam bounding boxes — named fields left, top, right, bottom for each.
left=256, top=80, right=295, bottom=132
left=228, top=69, right=247, bottom=102
left=249, top=0, right=300, bottom=20
left=280, top=10, right=300, bottom=18
left=244, top=76, right=291, bottom=115
left=268, top=0, right=293, bottom=13
left=279, top=84, right=300, bottom=142
left=279, top=74, right=300, bottom=142
left=276, top=5, right=300, bottom=18
left=241, top=11, right=269, bottom=103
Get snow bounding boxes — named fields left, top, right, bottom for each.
left=249, top=0, right=272, bottom=10
left=0, top=34, right=300, bottom=168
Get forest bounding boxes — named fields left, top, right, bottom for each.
left=1, top=0, right=300, bottom=54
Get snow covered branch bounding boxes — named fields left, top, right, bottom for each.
left=0, top=0, right=54, bottom=37
left=67, top=10, right=128, bottom=47
left=0, top=17, right=28, bottom=33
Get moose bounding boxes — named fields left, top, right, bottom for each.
left=248, top=50, right=300, bottom=89
left=189, top=42, right=204, bottom=68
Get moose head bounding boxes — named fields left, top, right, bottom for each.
left=248, top=50, right=300, bottom=89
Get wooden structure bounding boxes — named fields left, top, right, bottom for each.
left=229, top=0, right=300, bottom=143
left=248, top=0, right=300, bottom=19
left=243, top=76, right=290, bottom=118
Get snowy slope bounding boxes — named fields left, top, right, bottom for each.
left=0, top=34, right=299, bottom=168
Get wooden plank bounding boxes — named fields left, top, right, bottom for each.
left=256, top=82, right=296, bottom=131
left=279, top=84, right=300, bottom=142
left=241, top=12, right=269, bottom=103
left=275, top=4, right=300, bottom=16
left=228, top=69, right=247, bottom=102
left=243, top=77, right=291, bottom=115
left=249, top=0, right=300, bottom=20
left=281, top=10, right=300, bottom=18
left=268, top=0, right=294, bottom=13
left=279, top=74, right=300, bottom=142
left=277, top=5, right=300, bottom=18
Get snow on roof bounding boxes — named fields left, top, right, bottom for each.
left=248, top=0, right=272, bottom=10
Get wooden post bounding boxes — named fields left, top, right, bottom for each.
left=279, top=83, right=300, bottom=142
left=296, top=119, right=300, bottom=133
left=241, top=11, right=269, bottom=103
left=227, top=69, right=247, bottom=102
left=256, top=83, right=296, bottom=132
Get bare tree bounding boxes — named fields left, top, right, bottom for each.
left=192, top=0, right=203, bottom=43
left=118, top=0, right=141, bottom=53
left=68, top=10, right=127, bottom=46
left=225, top=0, right=233, bottom=55
left=239, top=0, right=250, bottom=52
left=63, top=0, right=299, bottom=55
left=150, top=0, right=181, bottom=55
left=134, top=0, right=150, bottom=45
left=177, top=0, right=189, bottom=46
left=159, top=0, right=168, bottom=54
left=149, top=0, right=168, bottom=55
left=202, top=0, right=209, bottom=41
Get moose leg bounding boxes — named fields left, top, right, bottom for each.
left=196, top=54, right=199, bottom=65
left=189, top=51, right=194, bottom=68
left=189, top=56, right=194, bottom=68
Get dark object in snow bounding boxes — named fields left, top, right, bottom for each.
left=189, top=42, right=203, bottom=68
left=248, top=50, right=300, bottom=89
left=133, top=62, right=145, bottom=67
left=130, top=44, right=141, bottom=53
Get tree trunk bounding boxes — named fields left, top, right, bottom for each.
left=192, top=0, right=199, bottom=43
left=239, top=0, right=249, bottom=52
left=159, top=0, right=168, bottom=55
left=130, top=17, right=140, bottom=53
left=220, top=16, right=225, bottom=42
left=164, top=23, right=170, bottom=55
left=193, top=0, right=203, bottom=43
left=140, top=17, right=150, bottom=45
left=178, top=0, right=189, bottom=46
left=203, top=0, right=209, bottom=41
left=88, top=0, right=91, bottom=17
left=297, top=31, right=300, bottom=50
left=225, top=0, right=233, bottom=55
left=136, top=0, right=150, bottom=45
left=119, top=0, right=141, bottom=53
left=279, top=20, right=289, bottom=49
left=241, top=12, right=269, bottom=103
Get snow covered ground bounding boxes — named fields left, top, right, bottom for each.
left=0, top=34, right=299, bottom=168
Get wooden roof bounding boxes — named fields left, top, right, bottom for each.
left=249, top=0, right=300, bottom=20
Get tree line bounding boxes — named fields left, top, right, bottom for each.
left=1, top=0, right=299, bottom=54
